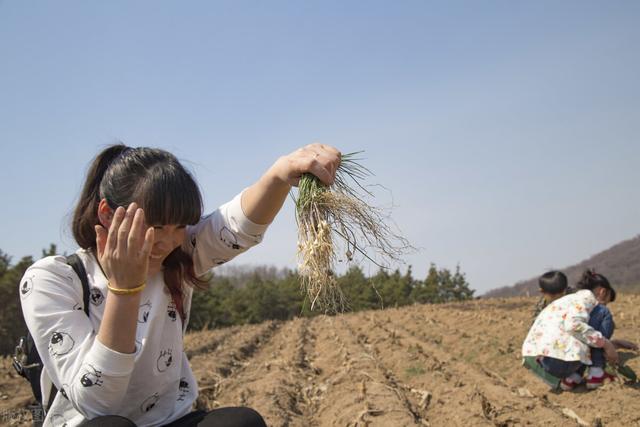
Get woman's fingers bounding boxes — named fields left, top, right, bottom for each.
left=315, top=144, right=342, bottom=169
left=140, top=227, right=155, bottom=258
left=106, top=206, right=125, bottom=253
left=306, top=150, right=339, bottom=185
left=98, top=203, right=153, bottom=288
left=278, top=143, right=342, bottom=187
left=116, top=203, right=136, bottom=254
left=306, top=142, right=340, bottom=157
left=132, top=209, right=154, bottom=267
left=308, top=160, right=334, bottom=185
left=128, top=207, right=145, bottom=251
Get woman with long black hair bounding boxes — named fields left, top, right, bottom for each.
left=20, top=143, right=340, bottom=426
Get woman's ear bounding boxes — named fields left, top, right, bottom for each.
left=97, top=199, right=114, bottom=229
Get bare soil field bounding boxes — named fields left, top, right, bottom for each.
left=3, top=295, right=640, bottom=426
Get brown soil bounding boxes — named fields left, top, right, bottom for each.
left=3, top=296, right=640, bottom=426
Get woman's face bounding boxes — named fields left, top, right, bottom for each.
left=147, top=224, right=187, bottom=275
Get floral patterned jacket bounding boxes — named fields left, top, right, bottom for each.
left=522, top=290, right=605, bottom=364
left=531, top=286, right=576, bottom=321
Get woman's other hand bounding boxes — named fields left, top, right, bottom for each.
left=241, top=143, right=341, bottom=225
left=271, top=143, right=341, bottom=187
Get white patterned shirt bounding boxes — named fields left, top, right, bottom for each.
left=20, top=192, right=269, bottom=427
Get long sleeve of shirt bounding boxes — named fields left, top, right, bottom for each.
left=186, top=190, right=270, bottom=276
left=19, top=191, right=270, bottom=426
left=20, top=256, right=136, bottom=418
left=563, top=292, right=605, bottom=348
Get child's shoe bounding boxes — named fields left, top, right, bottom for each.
left=560, top=373, right=583, bottom=391
left=586, top=367, right=615, bottom=389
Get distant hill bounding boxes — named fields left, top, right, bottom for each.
left=484, top=235, right=640, bottom=298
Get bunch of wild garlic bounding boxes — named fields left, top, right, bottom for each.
left=295, top=152, right=411, bottom=311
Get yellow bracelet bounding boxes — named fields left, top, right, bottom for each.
left=107, top=282, right=146, bottom=295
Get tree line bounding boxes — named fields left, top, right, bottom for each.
left=0, top=246, right=474, bottom=355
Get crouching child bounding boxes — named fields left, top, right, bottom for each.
left=522, top=270, right=619, bottom=391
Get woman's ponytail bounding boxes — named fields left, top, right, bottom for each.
left=72, top=143, right=129, bottom=249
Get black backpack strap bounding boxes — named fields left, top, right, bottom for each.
left=67, top=253, right=90, bottom=316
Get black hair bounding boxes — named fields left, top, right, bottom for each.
left=72, top=143, right=206, bottom=319
left=576, top=269, right=616, bottom=302
left=538, top=270, right=568, bottom=295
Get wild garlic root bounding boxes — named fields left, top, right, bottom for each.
left=295, top=152, right=412, bottom=311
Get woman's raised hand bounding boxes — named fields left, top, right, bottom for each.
left=272, top=143, right=342, bottom=187
left=95, top=203, right=155, bottom=289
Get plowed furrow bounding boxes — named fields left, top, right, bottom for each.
left=191, top=320, right=281, bottom=409
left=309, top=315, right=424, bottom=426
left=341, top=314, right=489, bottom=426
left=213, top=318, right=320, bottom=427
left=402, top=304, right=527, bottom=378
left=185, top=326, right=239, bottom=358
left=381, top=311, right=586, bottom=426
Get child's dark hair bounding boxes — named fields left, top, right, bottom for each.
left=539, top=270, right=568, bottom=295
left=72, top=143, right=207, bottom=319
left=576, top=269, right=616, bottom=302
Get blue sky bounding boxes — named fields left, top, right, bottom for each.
left=1, top=1, right=638, bottom=294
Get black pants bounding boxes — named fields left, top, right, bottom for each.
left=78, top=407, right=267, bottom=427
